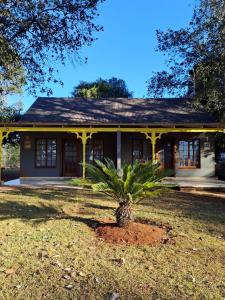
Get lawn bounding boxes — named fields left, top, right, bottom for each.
left=0, top=187, right=224, bottom=300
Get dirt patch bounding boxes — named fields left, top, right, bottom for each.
left=95, top=220, right=166, bottom=245
left=0, top=186, right=18, bottom=192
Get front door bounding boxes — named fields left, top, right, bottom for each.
left=62, top=140, right=79, bottom=176
left=158, top=141, right=174, bottom=174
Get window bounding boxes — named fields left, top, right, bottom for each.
left=86, top=140, right=104, bottom=164
left=35, top=139, right=57, bottom=167
left=178, top=140, right=200, bottom=168
left=132, top=138, right=144, bottom=162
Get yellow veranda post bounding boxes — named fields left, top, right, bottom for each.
left=75, top=131, right=94, bottom=179
left=82, top=132, right=87, bottom=179
left=0, top=131, right=3, bottom=184
left=151, top=132, right=156, bottom=162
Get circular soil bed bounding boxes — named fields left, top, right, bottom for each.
left=95, top=221, right=166, bottom=245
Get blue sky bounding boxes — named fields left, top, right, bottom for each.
left=9, top=0, right=195, bottom=111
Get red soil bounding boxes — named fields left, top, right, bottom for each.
left=95, top=221, right=166, bottom=245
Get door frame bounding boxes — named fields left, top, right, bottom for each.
left=157, top=139, right=175, bottom=176
left=61, top=138, right=80, bottom=177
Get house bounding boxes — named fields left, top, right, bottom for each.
left=1, top=97, right=225, bottom=180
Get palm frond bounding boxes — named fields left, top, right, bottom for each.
left=85, top=158, right=168, bottom=204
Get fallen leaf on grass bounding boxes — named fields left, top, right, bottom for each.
left=62, top=274, right=71, bottom=280
left=64, top=284, right=73, bottom=290
left=51, top=261, right=62, bottom=267
left=37, top=250, right=48, bottom=259
left=4, top=269, right=14, bottom=275
left=15, top=285, right=22, bottom=289
left=112, top=258, right=125, bottom=267
left=95, top=277, right=101, bottom=283
left=107, top=292, right=120, bottom=300
left=186, top=274, right=196, bottom=283
left=179, top=233, right=189, bottom=238
left=64, top=267, right=71, bottom=273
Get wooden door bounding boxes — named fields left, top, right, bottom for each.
left=158, top=141, right=174, bottom=174
left=62, top=140, right=79, bottom=176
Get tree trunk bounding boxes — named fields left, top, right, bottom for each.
left=115, top=202, right=133, bottom=227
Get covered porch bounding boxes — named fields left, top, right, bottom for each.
left=0, top=125, right=225, bottom=182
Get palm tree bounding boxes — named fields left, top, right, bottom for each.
left=86, top=159, right=167, bottom=227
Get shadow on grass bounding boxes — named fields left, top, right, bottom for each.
left=141, top=190, right=225, bottom=236
left=0, top=186, right=106, bottom=203
left=0, top=187, right=225, bottom=237
left=0, top=199, right=104, bottom=229
left=0, top=199, right=61, bottom=221
left=84, top=203, right=115, bottom=210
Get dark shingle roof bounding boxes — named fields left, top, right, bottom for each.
left=20, top=97, right=216, bottom=125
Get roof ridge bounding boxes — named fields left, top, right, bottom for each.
left=36, top=97, right=190, bottom=101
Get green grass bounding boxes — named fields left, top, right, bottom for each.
left=0, top=187, right=224, bottom=300
left=69, top=177, right=93, bottom=188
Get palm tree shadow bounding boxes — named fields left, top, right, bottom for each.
left=84, top=203, right=115, bottom=210
left=0, top=187, right=106, bottom=203
left=141, top=190, right=225, bottom=238
left=0, top=199, right=102, bottom=228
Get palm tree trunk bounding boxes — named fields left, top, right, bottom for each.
left=115, top=202, right=133, bottom=227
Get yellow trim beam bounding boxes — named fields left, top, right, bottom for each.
left=0, top=126, right=224, bottom=133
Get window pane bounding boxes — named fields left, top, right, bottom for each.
left=36, top=139, right=57, bottom=167
left=132, top=139, right=143, bottom=162
left=178, top=139, right=200, bottom=168
left=86, top=140, right=103, bottom=164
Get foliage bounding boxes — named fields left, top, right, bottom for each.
left=147, top=0, right=225, bottom=120
left=0, top=0, right=104, bottom=96
left=0, top=41, right=25, bottom=96
left=2, top=143, right=20, bottom=168
left=0, top=98, right=22, bottom=145
left=87, top=159, right=165, bottom=203
left=72, top=77, right=133, bottom=98
left=0, top=98, right=22, bottom=122
left=70, top=177, right=93, bottom=188
left=86, top=158, right=167, bottom=226
left=0, top=187, right=224, bottom=299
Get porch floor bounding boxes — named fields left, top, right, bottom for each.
left=3, top=177, right=75, bottom=188
left=3, top=176, right=225, bottom=190
left=163, top=177, right=225, bottom=190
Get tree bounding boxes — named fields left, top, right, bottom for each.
left=86, top=159, right=166, bottom=227
left=0, top=98, right=22, bottom=123
left=2, top=143, right=20, bottom=169
left=147, top=0, right=225, bottom=120
left=72, top=77, right=133, bottom=98
left=0, top=41, right=25, bottom=97
left=0, top=97, right=22, bottom=146
left=0, top=0, right=104, bottom=96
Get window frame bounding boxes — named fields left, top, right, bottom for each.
left=132, top=138, right=144, bottom=163
left=86, top=139, right=104, bottom=164
left=177, top=139, right=200, bottom=169
left=35, top=138, right=57, bottom=168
